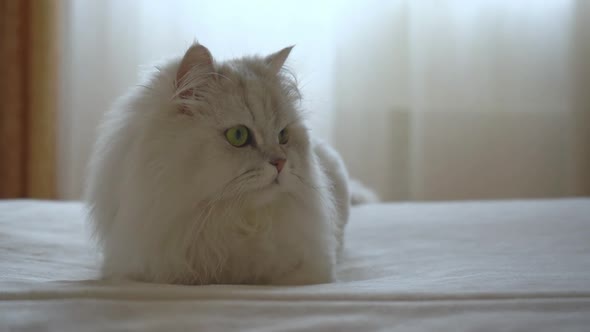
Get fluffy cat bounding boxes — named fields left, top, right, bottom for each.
left=86, top=43, right=375, bottom=285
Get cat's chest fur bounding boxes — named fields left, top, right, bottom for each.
left=189, top=195, right=334, bottom=285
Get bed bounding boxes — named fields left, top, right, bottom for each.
left=1, top=199, right=589, bottom=331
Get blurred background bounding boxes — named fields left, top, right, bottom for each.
left=1, top=0, right=589, bottom=202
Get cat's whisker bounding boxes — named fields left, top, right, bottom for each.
left=137, top=84, right=153, bottom=91
left=290, top=172, right=326, bottom=192
left=211, top=72, right=233, bottom=83
left=173, top=70, right=219, bottom=100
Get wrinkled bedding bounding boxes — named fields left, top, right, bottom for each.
left=1, top=199, right=589, bottom=331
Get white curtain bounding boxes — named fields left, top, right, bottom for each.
left=59, top=0, right=340, bottom=199
left=332, top=0, right=590, bottom=201
left=59, top=0, right=589, bottom=201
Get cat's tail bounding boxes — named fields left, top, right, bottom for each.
left=349, top=179, right=380, bottom=205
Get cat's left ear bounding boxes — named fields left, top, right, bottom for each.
left=265, top=46, right=294, bottom=74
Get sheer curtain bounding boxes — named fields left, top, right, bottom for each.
left=59, top=0, right=589, bottom=201
left=59, top=0, right=339, bottom=199
left=332, top=0, right=590, bottom=201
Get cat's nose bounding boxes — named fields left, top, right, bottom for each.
left=269, top=158, right=286, bottom=173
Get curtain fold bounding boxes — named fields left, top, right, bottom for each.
left=0, top=0, right=57, bottom=198
left=332, top=0, right=590, bottom=201
left=572, top=0, right=590, bottom=195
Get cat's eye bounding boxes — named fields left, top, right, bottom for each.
left=278, top=128, right=289, bottom=144
left=225, top=125, right=250, bottom=147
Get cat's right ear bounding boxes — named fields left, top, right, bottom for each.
left=174, top=43, right=215, bottom=115
left=176, top=43, right=214, bottom=85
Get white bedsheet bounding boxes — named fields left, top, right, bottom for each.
left=1, top=199, right=589, bottom=331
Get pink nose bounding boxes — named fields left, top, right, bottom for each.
left=270, top=158, right=286, bottom=173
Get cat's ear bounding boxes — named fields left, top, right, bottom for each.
left=176, top=43, right=214, bottom=85
left=175, top=43, right=215, bottom=115
left=265, top=45, right=294, bottom=74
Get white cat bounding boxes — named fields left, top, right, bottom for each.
left=86, top=43, right=376, bottom=285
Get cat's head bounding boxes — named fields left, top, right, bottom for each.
left=139, top=43, right=314, bottom=207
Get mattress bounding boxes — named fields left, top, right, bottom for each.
left=1, top=199, right=589, bottom=331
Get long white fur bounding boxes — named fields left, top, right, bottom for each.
left=85, top=43, right=371, bottom=285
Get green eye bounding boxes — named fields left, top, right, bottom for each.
left=278, top=128, right=289, bottom=144
left=225, top=125, right=250, bottom=147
